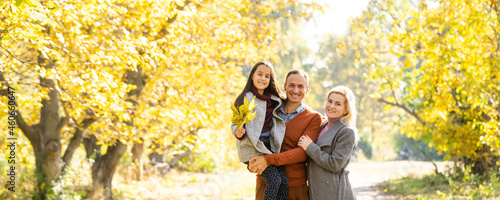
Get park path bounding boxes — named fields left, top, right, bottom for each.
left=349, top=160, right=447, bottom=200
left=146, top=161, right=448, bottom=199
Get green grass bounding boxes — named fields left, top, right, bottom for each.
left=380, top=171, right=500, bottom=199
left=380, top=174, right=452, bottom=199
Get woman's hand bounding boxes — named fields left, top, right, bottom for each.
left=235, top=128, right=246, bottom=138
left=298, top=135, right=313, bottom=150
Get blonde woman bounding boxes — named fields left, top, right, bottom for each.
left=298, top=86, right=358, bottom=200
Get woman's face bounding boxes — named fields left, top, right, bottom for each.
left=324, top=92, right=348, bottom=119
left=252, top=65, right=271, bottom=94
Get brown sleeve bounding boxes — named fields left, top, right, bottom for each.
left=264, top=113, right=322, bottom=166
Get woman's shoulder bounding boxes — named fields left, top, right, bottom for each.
left=339, top=125, right=356, bottom=140
left=341, top=126, right=355, bottom=133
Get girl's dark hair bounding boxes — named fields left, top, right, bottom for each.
left=233, top=60, right=285, bottom=108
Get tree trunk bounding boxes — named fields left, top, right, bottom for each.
left=463, top=145, right=499, bottom=177
left=131, top=140, right=144, bottom=181
left=34, top=56, right=66, bottom=199
left=3, top=55, right=67, bottom=199
left=148, top=145, right=169, bottom=175
left=89, top=141, right=127, bottom=200
left=89, top=68, right=146, bottom=198
left=61, top=117, right=96, bottom=175
left=33, top=137, right=62, bottom=200
left=1, top=55, right=103, bottom=199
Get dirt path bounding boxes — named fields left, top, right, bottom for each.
left=149, top=161, right=449, bottom=199
left=350, top=160, right=450, bottom=200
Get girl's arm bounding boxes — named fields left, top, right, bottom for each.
left=231, top=124, right=247, bottom=140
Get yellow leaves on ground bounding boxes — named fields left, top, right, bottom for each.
left=231, top=96, right=257, bottom=130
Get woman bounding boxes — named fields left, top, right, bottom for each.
left=298, top=86, right=358, bottom=200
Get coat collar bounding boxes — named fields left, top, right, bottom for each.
left=316, top=120, right=346, bottom=147
left=246, top=91, right=281, bottom=103
left=246, top=92, right=284, bottom=120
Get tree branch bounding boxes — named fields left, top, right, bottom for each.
left=83, top=134, right=100, bottom=160
left=0, top=45, right=36, bottom=65
left=419, top=146, right=444, bottom=177
left=377, top=97, right=424, bottom=124
left=61, top=117, right=97, bottom=175
left=386, top=78, right=399, bottom=105
left=167, top=149, right=192, bottom=169
left=0, top=72, right=36, bottom=141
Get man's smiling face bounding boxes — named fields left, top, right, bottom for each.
left=284, top=74, right=308, bottom=104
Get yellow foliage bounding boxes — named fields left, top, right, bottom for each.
left=231, top=96, right=257, bottom=129
left=350, top=0, right=500, bottom=161
left=0, top=0, right=325, bottom=184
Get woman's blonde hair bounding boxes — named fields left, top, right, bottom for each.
left=326, top=86, right=359, bottom=141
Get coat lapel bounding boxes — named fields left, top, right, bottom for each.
left=316, top=120, right=345, bottom=148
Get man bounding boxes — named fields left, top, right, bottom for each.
left=249, top=69, right=322, bottom=200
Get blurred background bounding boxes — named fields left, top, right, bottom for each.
left=0, top=0, right=499, bottom=199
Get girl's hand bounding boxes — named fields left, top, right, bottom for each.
left=235, top=128, right=246, bottom=138
left=298, top=135, right=313, bottom=150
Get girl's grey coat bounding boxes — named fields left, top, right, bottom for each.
left=305, top=120, right=357, bottom=200
left=231, top=92, right=286, bottom=163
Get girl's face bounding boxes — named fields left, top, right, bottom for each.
left=252, top=64, right=271, bottom=94
left=325, top=92, right=348, bottom=119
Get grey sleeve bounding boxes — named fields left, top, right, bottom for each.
left=231, top=123, right=237, bottom=136
left=305, top=128, right=356, bottom=173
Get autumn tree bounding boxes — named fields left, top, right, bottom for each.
left=305, top=34, right=407, bottom=159
left=350, top=0, right=500, bottom=175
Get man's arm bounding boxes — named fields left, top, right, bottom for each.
left=263, top=113, right=322, bottom=166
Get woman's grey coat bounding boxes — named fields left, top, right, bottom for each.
left=231, top=92, right=286, bottom=163
left=305, top=120, right=357, bottom=200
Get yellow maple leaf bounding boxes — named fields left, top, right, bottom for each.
left=231, top=96, right=257, bottom=129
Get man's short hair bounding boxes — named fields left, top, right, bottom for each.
left=285, top=69, right=309, bottom=86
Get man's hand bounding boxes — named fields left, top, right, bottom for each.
left=249, top=156, right=269, bottom=175
left=247, top=159, right=256, bottom=173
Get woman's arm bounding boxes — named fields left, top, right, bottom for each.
left=305, top=128, right=356, bottom=173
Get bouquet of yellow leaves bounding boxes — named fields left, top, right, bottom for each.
left=231, top=96, right=257, bottom=129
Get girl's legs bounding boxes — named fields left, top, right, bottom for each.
left=277, top=165, right=288, bottom=200
left=260, top=165, right=282, bottom=200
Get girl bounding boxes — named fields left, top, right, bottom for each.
left=232, top=60, right=288, bottom=200
left=298, top=86, right=359, bottom=200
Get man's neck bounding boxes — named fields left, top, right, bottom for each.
left=284, top=101, right=301, bottom=114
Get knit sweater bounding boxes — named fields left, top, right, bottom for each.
left=258, top=108, right=322, bottom=186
